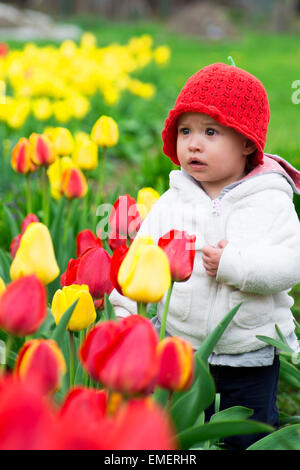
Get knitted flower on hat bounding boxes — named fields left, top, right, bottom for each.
left=162, top=63, right=270, bottom=166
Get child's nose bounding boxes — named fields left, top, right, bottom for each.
left=188, top=133, right=203, bottom=152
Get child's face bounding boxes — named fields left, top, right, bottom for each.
left=176, top=112, right=255, bottom=198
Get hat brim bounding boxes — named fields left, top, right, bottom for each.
left=162, top=102, right=264, bottom=166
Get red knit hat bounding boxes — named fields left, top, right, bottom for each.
left=162, top=63, right=270, bottom=166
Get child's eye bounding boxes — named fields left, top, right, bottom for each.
left=179, top=127, right=190, bottom=135
left=205, top=128, right=217, bottom=136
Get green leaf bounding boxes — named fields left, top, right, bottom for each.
left=177, top=420, right=273, bottom=450
left=3, top=204, right=19, bottom=239
left=0, top=249, right=12, bottom=283
left=51, top=299, right=79, bottom=345
left=196, top=302, right=242, bottom=364
left=247, top=424, right=300, bottom=450
left=102, top=293, right=117, bottom=321
left=153, top=387, right=170, bottom=407
left=256, top=335, right=294, bottom=354
left=279, top=357, right=300, bottom=388
left=170, top=355, right=215, bottom=433
left=210, top=406, right=254, bottom=424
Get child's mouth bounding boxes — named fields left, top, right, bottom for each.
left=188, top=159, right=207, bottom=169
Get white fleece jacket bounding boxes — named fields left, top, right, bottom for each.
left=109, top=155, right=300, bottom=354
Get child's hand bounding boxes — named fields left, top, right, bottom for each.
left=202, top=240, right=228, bottom=277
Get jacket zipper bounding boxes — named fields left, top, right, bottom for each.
left=207, top=197, right=221, bottom=336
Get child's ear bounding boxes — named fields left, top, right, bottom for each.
left=243, top=139, right=257, bottom=156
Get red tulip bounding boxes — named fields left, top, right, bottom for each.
left=14, top=339, right=66, bottom=395
left=21, top=213, right=39, bottom=234
left=61, top=166, right=87, bottom=199
left=158, top=229, right=196, bottom=281
left=60, top=258, right=80, bottom=287
left=60, top=386, right=107, bottom=423
left=29, top=133, right=56, bottom=167
left=75, top=245, right=113, bottom=299
left=10, top=234, right=21, bottom=259
left=99, top=397, right=177, bottom=450
left=11, top=138, right=37, bottom=174
left=0, top=275, right=47, bottom=336
left=108, top=229, right=129, bottom=251
left=76, top=229, right=102, bottom=257
left=157, top=337, right=195, bottom=391
left=110, top=244, right=129, bottom=294
left=109, top=194, right=142, bottom=239
left=79, top=315, right=159, bottom=394
left=0, top=375, right=58, bottom=450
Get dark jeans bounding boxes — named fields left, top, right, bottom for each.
left=205, top=355, right=280, bottom=450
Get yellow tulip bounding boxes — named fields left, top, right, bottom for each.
left=51, top=284, right=96, bottom=331
left=47, top=156, right=75, bottom=200
left=32, top=98, right=52, bottom=121
left=153, top=45, right=171, bottom=66
left=136, top=187, right=160, bottom=220
left=51, top=127, right=74, bottom=155
left=118, top=235, right=171, bottom=303
left=10, top=222, right=60, bottom=285
left=91, top=115, right=119, bottom=147
left=72, top=131, right=98, bottom=170
left=0, top=277, right=6, bottom=296
left=80, top=32, right=97, bottom=50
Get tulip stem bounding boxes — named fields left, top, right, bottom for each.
left=1, top=334, right=14, bottom=373
left=63, top=198, right=72, bottom=245
left=25, top=173, right=32, bottom=214
left=96, top=146, right=106, bottom=205
left=41, top=166, right=50, bottom=226
left=137, top=302, right=147, bottom=317
left=69, top=331, right=75, bottom=388
left=160, top=281, right=174, bottom=341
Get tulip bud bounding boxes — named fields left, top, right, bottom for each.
left=72, top=132, right=98, bottom=170
left=32, top=98, right=52, bottom=121
left=60, top=386, right=107, bottom=423
left=10, top=222, right=60, bottom=285
left=109, top=194, right=142, bottom=239
left=158, top=230, right=196, bottom=282
left=76, top=229, right=102, bottom=257
left=117, top=235, right=171, bottom=303
left=47, top=156, right=75, bottom=200
left=79, top=315, right=159, bottom=394
left=157, top=337, right=194, bottom=392
left=61, top=166, right=88, bottom=199
left=51, top=127, right=74, bottom=155
left=75, top=245, right=113, bottom=300
left=29, top=133, right=56, bottom=167
left=136, top=187, right=160, bottom=220
left=11, top=138, right=37, bottom=174
left=0, top=275, right=47, bottom=336
left=51, top=284, right=96, bottom=332
left=14, top=339, right=66, bottom=395
left=91, top=115, right=119, bottom=147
